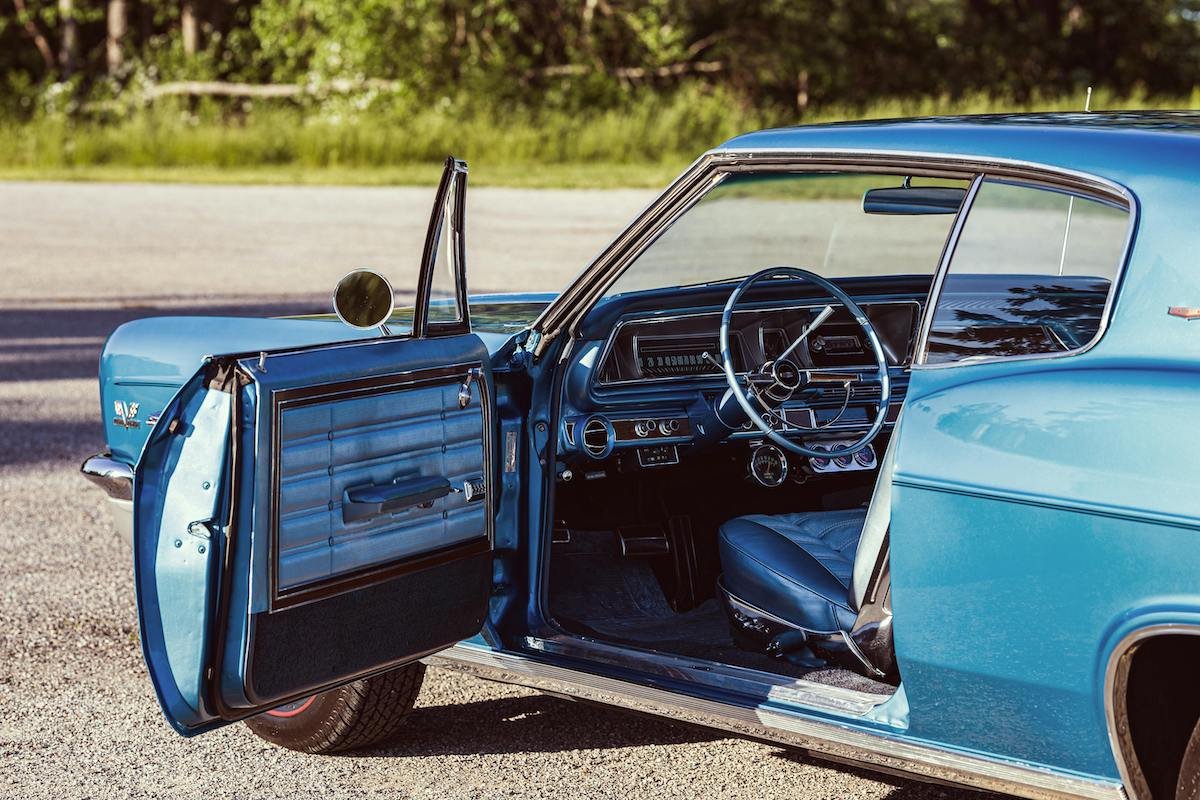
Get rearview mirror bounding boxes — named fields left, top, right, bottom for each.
left=333, top=269, right=395, bottom=330
left=863, top=185, right=967, bottom=215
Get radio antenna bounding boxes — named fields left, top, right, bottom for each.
left=1084, top=86, right=1093, bottom=112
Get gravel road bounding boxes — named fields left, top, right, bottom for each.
left=0, top=181, right=982, bottom=800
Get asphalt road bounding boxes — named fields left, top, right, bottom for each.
left=0, top=181, right=983, bottom=799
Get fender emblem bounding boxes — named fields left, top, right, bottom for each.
left=1168, top=306, right=1200, bottom=320
left=113, top=400, right=141, bottom=429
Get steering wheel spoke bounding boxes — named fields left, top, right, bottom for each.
left=717, top=266, right=892, bottom=459
left=744, top=372, right=776, bottom=388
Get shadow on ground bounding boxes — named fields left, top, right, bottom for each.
left=364, top=692, right=720, bottom=758
left=0, top=297, right=330, bottom=383
left=361, top=687, right=982, bottom=798
left=0, top=297, right=329, bottom=467
left=772, top=750, right=995, bottom=799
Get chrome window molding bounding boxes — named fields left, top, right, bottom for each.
left=430, top=642, right=1125, bottom=800
left=530, top=147, right=1139, bottom=355
left=911, top=173, right=1138, bottom=370
left=1103, top=623, right=1200, bottom=800
left=910, top=174, right=983, bottom=367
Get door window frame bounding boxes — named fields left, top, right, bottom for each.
left=414, top=157, right=472, bottom=339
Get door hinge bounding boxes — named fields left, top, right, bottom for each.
left=519, top=330, right=542, bottom=357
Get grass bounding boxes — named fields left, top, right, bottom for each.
left=2, top=86, right=1197, bottom=189
left=0, top=161, right=687, bottom=189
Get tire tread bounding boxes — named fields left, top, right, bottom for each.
left=244, top=662, right=426, bottom=754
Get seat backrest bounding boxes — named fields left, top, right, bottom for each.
left=849, top=425, right=898, bottom=610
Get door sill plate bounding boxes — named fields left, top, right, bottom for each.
left=524, top=633, right=891, bottom=718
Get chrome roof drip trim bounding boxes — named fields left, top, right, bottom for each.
left=1103, top=624, right=1200, bottom=800
left=430, top=643, right=1125, bottom=800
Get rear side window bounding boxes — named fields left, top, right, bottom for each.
left=923, top=179, right=1128, bottom=366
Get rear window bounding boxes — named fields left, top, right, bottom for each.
left=923, top=179, right=1128, bottom=365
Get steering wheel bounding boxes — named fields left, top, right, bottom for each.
left=718, top=266, right=891, bottom=458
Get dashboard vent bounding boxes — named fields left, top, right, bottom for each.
left=580, top=416, right=613, bottom=459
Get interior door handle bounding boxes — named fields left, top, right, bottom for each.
left=342, top=475, right=452, bottom=523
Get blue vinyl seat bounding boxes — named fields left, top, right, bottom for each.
left=718, top=442, right=896, bottom=635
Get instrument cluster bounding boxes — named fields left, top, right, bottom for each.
left=748, top=440, right=878, bottom=487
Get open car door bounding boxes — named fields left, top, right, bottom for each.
left=133, top=158, right=493, bottom=735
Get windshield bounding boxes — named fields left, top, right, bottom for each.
left=603, top=171, right=969, bottom=297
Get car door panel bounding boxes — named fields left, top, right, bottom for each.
left=134, top=156, right=499, bottom=736
left=137, top=333, right=494, bottom=734
left=260, top=354, right=489, bottom=603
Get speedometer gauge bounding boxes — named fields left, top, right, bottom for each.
left=749, top=444, right=788, bottom=488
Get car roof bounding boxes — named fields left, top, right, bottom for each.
left=719, top=111, right=1200, bottom=191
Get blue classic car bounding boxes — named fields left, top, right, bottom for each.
left=84, top=114, right=1200, bottom=800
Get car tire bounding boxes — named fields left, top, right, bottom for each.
left=1177, top=718, right=1200, bottom=800
left=243, top=662, right=426, bottom=754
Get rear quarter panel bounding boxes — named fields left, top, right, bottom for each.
left=890, top=360, right=1200, bottom=778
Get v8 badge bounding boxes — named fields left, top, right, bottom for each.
left=113, top=400, right=141, bottom=429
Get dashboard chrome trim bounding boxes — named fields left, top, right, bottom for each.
left=593, top=299, right=922, bottom=389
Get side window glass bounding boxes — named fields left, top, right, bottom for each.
left=427, top=179, right=462, bottom=324
left=924, top=179, right=1128, bottom=365
left=415, top=158, right=470, bottom=337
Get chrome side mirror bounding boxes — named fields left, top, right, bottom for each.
left=333, top=269, right=394, bottom=330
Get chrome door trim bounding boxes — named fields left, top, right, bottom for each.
left=1103, top=624, right=1200, bottom=800
left=430, top=643, right=1126, bottom=800
left=909, top=174, right=983, bottom=366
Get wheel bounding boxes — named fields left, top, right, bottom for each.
left=243, top=662, right=426, bottom=754
left=1179, top=717, right=1200, bottom=800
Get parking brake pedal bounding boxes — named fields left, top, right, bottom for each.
left=616, top=524, right=670, bottom=557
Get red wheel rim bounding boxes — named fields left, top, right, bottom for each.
left=264, top=695, right=316, bottom=718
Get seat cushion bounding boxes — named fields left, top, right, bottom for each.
left=718, top=509, right=867, bottom=633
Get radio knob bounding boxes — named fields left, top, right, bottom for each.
left=658, top=419, right=678, bottom=436
left=635, top=420, right=654, bottom=437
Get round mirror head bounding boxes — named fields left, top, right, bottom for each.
left=333, top=269, right=394, bottom=330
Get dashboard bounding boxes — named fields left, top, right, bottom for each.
left=557, top=282, right=928, bottom=486
left=595, top=301, right=919, bottom=384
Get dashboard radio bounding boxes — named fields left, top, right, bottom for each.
left=633, top=334, right=725, bottom=378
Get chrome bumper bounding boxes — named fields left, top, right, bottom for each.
left=81, top=453, right=134, bottom=543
